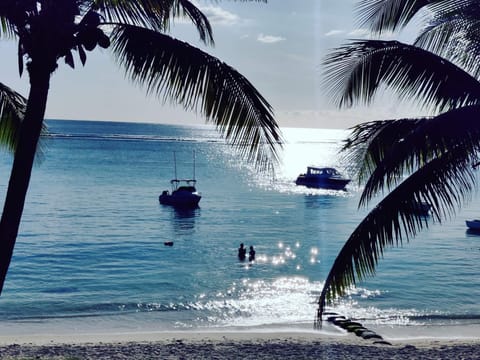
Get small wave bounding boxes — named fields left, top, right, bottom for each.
left=410, top=313, right=480, bottom=322
left=42, top=287, right=79, bottom=294
left=43, top=132, right=225, bottom=144
left=1, top=301, right=197, bottom=321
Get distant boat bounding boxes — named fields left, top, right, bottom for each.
left=466, top=219, right=480, bottom=231
left=159, top=151, right=201, bottom=208
left=411, top=202, right=432, bottom=216
left=295, top=167, right=350, bottom=190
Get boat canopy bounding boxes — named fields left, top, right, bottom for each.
left=306, top=167, right=340, bottom=176
left=170, top=179, right=197, bottom=184
left=170, top=179, right=197, bottom=191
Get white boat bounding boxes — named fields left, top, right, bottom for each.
left=295, top=167, right=350, bottom=190
left=159, top=152, right=201, bottom=208
left=466, top=219, right=480, bottom=230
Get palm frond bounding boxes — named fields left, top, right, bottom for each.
left=0, top=82, right=26, bottom=152
left=175, top=0, right=213, bottom=44
left=95, top=0, right=214, bottom=45
left=341, top=118, right=425, bottom=184
left=0, top=0, right=25, bottom=38
left=357, top=106, right=480, bottom=206
left=316, top=143, right=477, bottom=322
left=415, top=2, right=480, bottom=78
left=455, top=29, right=480, bottom=80
left=110, top=25, right=282, bottom=169
left=323, top=40, right=480, bottom=112
left=0, top=17, right=16, bottom=38
left=355, top=0, right=445, bottom=33
left=415, top=17, right=466, bottom=55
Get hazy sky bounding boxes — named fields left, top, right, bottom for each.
left=0, top=0, right=421, bottom=129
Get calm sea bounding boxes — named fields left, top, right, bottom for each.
left=0, top=119, right=478, bottom=336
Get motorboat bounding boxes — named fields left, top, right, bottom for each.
left=159, top=151, right=201, bottom=208
left=295, top=167, right=350, bottom=190
left=466, top=219, right=480, bottom=230
left=159, top=179, right=201, bottom=207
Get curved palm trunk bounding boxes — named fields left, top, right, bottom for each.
left=0, top=68, right=50, bottom=294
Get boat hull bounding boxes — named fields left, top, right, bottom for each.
left=466, top=220, right=480, bottom=230
left=159, top=193, right=201, bottom=208
left=295, top=176, right=350, bottom=190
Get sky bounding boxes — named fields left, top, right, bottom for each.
left=0, top=0, right=422, bottom=129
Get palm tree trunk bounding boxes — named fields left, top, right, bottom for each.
left=0, top=68, right=50, bottom=294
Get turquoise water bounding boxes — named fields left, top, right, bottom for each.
left=0, top=120, right=478, bottom=335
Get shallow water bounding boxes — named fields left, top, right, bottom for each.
left=0, top=120, right=478, bottom=336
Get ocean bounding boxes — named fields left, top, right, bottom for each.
left=0, top=119, right=478, bottom=338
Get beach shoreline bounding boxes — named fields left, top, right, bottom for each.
left=0, top=329, right=479, bottom=359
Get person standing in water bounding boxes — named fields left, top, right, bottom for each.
left=248, top=246, right=256, bottom=262
left=238, top=243, right=246, bottom=261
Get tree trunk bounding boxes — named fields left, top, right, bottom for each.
left=0, top=68, right=51, bottom=294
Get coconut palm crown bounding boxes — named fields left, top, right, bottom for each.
left=0, top=0, right=283, bottom=294
left=316, top=0, right=480, bottom=325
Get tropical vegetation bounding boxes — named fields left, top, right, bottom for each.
left=0, top=0, right=282, bottom=294
left=316, top=0, right=480, bottom=325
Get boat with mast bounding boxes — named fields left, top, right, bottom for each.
left=159, top=151, right=201, bottom=208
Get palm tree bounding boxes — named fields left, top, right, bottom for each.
left=316, top=0, right=480, bottom=325
left=0, top=0, right=283, bottom=294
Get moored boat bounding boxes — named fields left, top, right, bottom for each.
left=159, top=179, right=201, bottom=207
left=466, top=219, right=480, bottom=230
left=159, top=151, right=201, bottom=208
left=295, top=167, right=350, bottom=190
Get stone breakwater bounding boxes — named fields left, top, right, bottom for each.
left=324, top=311, right=393, bottom=345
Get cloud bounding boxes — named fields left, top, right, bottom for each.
left=347, top=28, right=371, bottom=38
left=199, top=5, right=240, bottom=26
left=257, top=33, right=286, bottom=44
left=345, top=28, right=396, bottom=40
left=324, top=28, right=396, bottom=40
left=324, top=30, right=345, bottom=37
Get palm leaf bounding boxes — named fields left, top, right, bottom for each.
left=0, top=82, right=26, bottom=152
left=355, top=0, right=446, bottom=33
left=110, top=25, right=282, bottom=169
left=415, top=2, right=480, bottom=78
left=0, top=0, right=26, bottom=38
left=323, top=40, right=480, bottom=112
left=0, top=82, right=48, bottom=156
left=95, top=0, right=214, bottom=45
left=0, top=16, right=16, bottom=38
left=316, top=138, right=478, bottom=323
left=357, top=106, right=480, bottom=206
left=341, top=118, right=425, bottom=184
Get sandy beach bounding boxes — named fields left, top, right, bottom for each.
left=0, top=330, right=479, bottom=359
